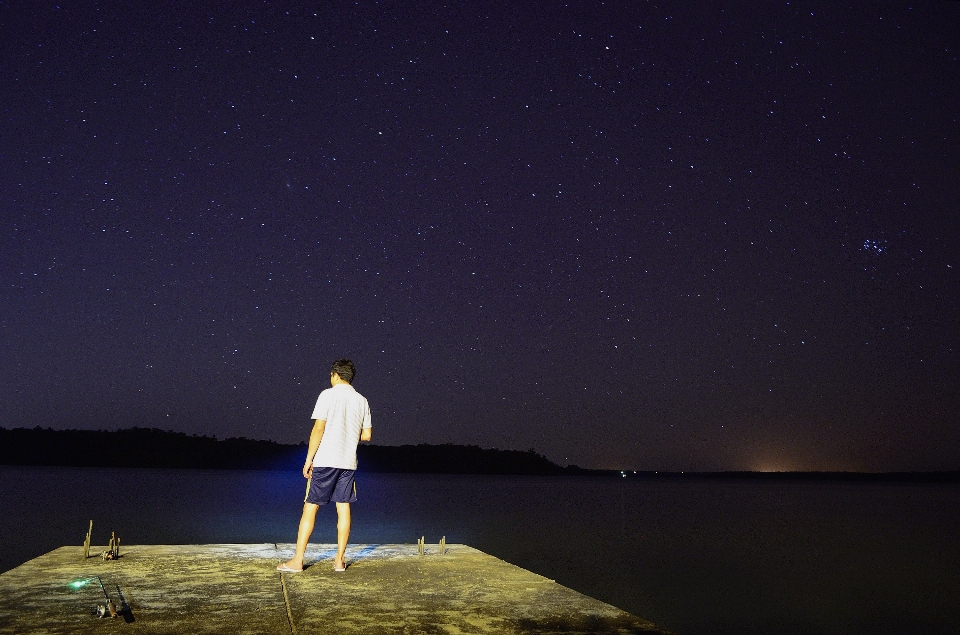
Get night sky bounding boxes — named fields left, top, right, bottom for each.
left=3, top=1, right=958, bottom=472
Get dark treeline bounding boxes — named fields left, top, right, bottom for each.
left=2, top=428, right=956, bottom=480
left=0, top=427, right=302, bottom=471
left=0, top=427, right=597, bottom=475
left=360, top=443, right=588, bottom=475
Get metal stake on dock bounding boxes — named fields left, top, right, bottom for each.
left=81, top=520, right=93, bottom=560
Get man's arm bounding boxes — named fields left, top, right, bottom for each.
left=303, top=419, right=326, bottom=479
left=359, top=400, right=372, bottom=442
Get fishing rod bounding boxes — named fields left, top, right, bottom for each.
left=94, top=576, right=118, bottom=618
left=71, top=576, right=117, bottom=618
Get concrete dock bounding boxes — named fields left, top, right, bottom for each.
left=0, top=543, right=674, bottom=634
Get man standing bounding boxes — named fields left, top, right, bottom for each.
left=278, top=359, right=372, bottom=573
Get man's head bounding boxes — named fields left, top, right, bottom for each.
left=330, top=358, right=356, bottom=384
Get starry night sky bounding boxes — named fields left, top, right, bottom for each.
left=2, top=1, right=958, bottom=471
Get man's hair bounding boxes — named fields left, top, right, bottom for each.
left=331, top=359, right=356, bottom=383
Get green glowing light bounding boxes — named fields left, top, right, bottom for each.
left=70, top=577, right=95, bottom=588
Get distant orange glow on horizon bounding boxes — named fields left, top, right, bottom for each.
left=752, top=463, right=795, bottom=473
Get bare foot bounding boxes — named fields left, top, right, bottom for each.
left=277, top=560, right=303, bottom=572
left=333, top=558, right=346, bottom=572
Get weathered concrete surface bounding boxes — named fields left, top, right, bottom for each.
left=0, top=544, right=675, bottom=634
left=0, top=544, right=288, bottom=635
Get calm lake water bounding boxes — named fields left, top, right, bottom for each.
left=1, top=466, right=957, bottom=635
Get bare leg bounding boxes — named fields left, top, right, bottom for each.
left=280, top=502, right=320, bottom=571
left=334, top=502, right=351, bottom=569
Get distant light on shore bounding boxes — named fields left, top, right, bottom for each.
left=753, top=462, right=794, bottom=473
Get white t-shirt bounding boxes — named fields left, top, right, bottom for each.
left=310, top=383, right=371, bottom=470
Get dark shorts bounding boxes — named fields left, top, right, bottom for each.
left=305, top=467, right=357, bottom=505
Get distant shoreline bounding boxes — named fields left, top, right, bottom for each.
left=1, top=427, right=957, bottom=481
left=0, top=427, right=595, bottom=476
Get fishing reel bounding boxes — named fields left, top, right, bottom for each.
left=93, top=601, right=118, bottom=619
left=74, top=576, right=129, bottom=619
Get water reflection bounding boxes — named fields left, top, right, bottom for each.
left=1, top=466, right=957, bottom=635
